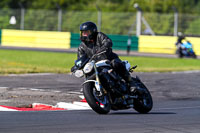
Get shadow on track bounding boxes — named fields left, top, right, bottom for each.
left=110, top=111, right=176, bottom=115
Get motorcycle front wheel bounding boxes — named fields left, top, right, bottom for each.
left=83, top=82, right=111, bottom=114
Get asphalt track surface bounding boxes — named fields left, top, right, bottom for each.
left=0, top=72, right=200, bottom=133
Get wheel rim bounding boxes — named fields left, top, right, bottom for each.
left=138, top=90, right=152, bottom=108
left=93, top=88, right=110, bottom=109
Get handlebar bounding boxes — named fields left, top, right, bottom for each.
left=71, top=50, right=107, bottom=72
left=89, top=50, right=107, bottom=62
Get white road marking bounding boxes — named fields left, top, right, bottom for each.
left=68, top=91, right=82, bottom=95
left=0, top=86, right=82, bottom=95
left=56, top=102, right=91, bottom=110
left=29, top=88, right=41, bottom=91
left=0, top=87, right=8, bottom=89
left=0, top=106, right=18, bottom=111
left=53, top=91, right=61, bottom=93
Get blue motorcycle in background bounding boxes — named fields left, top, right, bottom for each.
left=176, top=40, right=197, bottom=59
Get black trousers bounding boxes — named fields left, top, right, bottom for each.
left=110, top=58, right=130, bottom=81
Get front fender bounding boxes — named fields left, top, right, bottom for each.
left=82, top=80, right=96, bottom=86
left=82, top=80, right=102, bottom=92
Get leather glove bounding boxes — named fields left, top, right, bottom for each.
left=71, top=65, right=77, bottom=72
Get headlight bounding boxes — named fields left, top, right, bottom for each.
left=123, top=60, right=131, bottom=71
left=74, top=70, right=84, bottom=78
left=83, top=62, right=94, bottom=73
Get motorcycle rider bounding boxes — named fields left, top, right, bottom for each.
left=175, top=32, right=185, bottom=55
left=76, top=21, right=139, bottom=93
left=176, top=32, right=185, bottom=45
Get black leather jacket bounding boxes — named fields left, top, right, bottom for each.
left=77, top=32, right=118, bottom=61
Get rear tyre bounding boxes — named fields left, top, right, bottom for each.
left=83, top=82, right=110, bottom=114
left=192, top=53, right=197, bottom=59
left=133, top=79, right=153, bottom=114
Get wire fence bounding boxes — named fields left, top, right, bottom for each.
left=143, top=12, right=200, bottom=36
left=1, top=8, right=200, bottom=36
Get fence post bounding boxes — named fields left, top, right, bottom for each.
left=96, top=5, right=101, bottom=32
left=173, top=7, right=178, bottom=36
left=0, top=29, right=1, bottom=45
left=57, top=4, right=62, bottom=32
left=19, top=3, right=25, bottom=30
left=134, top=3, right=142, bottom=37
left=58, top=9, right=62, bottom=31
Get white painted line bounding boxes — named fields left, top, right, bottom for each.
left=29, top=88, right=41, bottom=91
left=73, top=102, right=90, bottom=108
left=0, top=106, right=18, bottom=111
left=56, top=102, right=91, bottom=110
left=17, top=88, right=27, bottom=90
left=0, top=87, right=8, bottom=89
left=17, top=87, right=47, bottom=92
left=68, top=91, right=83, bottom=95
left=53, top=91, right=61, bottom=93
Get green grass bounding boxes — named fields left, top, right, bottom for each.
left=120, top=56, right=200, bottom=72
left=0, top=49, right=200, bottom=74
left=0, top=49, right=76, bottom=74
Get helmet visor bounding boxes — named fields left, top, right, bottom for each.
left=80, top=30, right=91, bottom=37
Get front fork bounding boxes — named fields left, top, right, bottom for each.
left=93, top=63, right=106, bottom=96
left=82, top=62, right=106, bottom=96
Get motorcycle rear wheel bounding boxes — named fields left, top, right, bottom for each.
left=133, top=79, right=153, bottom=114
left=192, top=53, right=197, bottom=59
left=83, top=82, right=111, bottom=114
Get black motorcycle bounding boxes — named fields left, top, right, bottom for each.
left=71, top=51, right=153, bottom=114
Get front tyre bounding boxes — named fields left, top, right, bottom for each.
left=83, top=82, right=110, bottom=114
left=133, top=80, right=153, bottom=114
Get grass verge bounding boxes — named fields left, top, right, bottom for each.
left=0, top=49, right=200, bottom=74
